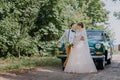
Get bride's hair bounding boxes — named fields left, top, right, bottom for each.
left=77, top=22, right=84, bottom=28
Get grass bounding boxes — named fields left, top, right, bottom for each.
left=0, top=56, right=61, bottom=71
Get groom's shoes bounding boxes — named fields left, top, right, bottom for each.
left=62, top=66, right=65, bottom=70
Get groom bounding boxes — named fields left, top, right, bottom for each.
left=58, top=23, right=77, bottom=69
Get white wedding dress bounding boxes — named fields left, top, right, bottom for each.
left=64, top=29, right=97, bottom=73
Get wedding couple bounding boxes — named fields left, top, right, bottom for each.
left=58, top=22, right=97, bottom=73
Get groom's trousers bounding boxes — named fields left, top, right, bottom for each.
left=64, top=43, right=71, bottom=67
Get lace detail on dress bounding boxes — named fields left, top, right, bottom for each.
left=73, top=31, right=84, bottom=46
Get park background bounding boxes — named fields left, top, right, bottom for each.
left=0, top=0, right=120, bottom=70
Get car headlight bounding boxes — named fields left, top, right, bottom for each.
left=95, top=43, right=101, bottom=49
left=57, top=43, right=62, bottom=48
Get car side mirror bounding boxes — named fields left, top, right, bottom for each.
left=105, top=34, right=110, bottom=41
left=107, top=38, right=110, bottom=41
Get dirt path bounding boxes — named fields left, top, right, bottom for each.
left=0, top=54, right=120, bottom=80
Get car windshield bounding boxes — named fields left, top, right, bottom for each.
left=87, top=31, right=103, bottom=40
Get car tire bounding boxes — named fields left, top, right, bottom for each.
left=105, top=50, right=108, bottom=61
left=97, top=59, right=105, bottom=70
left=107, top=58, right=111, bottom=64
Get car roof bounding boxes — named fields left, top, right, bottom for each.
left=87, top=30, right=104, bottom=33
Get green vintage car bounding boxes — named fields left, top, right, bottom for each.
left=57, top=30, right=114, bottom=70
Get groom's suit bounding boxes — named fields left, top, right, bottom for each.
left=59, top=29, right=76, bottom=67
left=58, top=29, right=76, bottom=43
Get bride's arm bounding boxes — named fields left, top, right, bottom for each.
left=80, top=36, right=85, bottom=41
left=80, top=31, right=85, bottom=41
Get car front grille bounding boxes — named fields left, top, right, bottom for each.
left=90, top=47, right=95, bottom=54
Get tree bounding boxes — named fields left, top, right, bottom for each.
left=0, top=0, right=41, bottom=57
left=0, top=0, right=108, bottom=57
left=112, top=0, right=120, bottom=19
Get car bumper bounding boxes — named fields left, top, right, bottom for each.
left=92, top=55, right=105, bottom=60
left=57, top=55, right=66, bottom=59
left=57, top=54, right=105, bottom=60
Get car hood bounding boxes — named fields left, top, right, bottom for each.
left=88, top=39, right=103, bottom=47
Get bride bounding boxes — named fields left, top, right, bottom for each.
left=64, top=22, right=97, bottom=73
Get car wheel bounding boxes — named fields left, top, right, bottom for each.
left=97, top=59, right=105, bottom=70
left=107, top=58, right=111, bottom=64
left=105, top=50, right=108, bottom=61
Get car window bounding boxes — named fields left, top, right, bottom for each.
left=87, top=31, right=103, bottom=40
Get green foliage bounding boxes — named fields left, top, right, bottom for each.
left=85, top=0, right=108, bottom=23
left=0, top=57, right=61, bottom=70
left=0, top=0, right=108, bottom=57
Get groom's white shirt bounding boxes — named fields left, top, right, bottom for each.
left=58, top=29, right=76, bottom=44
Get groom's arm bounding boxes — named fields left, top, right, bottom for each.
left=58, top=30, right=67, bottom=42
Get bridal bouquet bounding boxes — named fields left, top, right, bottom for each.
left=68, top=43, right=74, bottom=48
